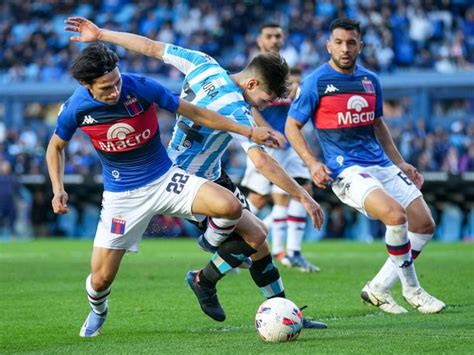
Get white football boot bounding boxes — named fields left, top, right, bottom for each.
left=361, top=283, right=408, bottom=314
left=403, top=287, right=446, bottom=314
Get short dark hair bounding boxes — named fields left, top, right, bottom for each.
left=329, top=18, right=361, bottom=35
left=70, top=42, right=119, bottom=84
left=290, top=67, right=302, bottom=76
left=246, top=52, right=289, bottom=98
left=259, top=22, right=282, bottom=33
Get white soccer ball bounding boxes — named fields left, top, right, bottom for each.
left=255, top=297, right=303, bottom=342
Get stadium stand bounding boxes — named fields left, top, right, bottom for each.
left=0, top=0, right=473, bottom=240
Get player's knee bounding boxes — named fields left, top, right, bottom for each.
left=241, top=219, right=267, bottom=249
left=91, top=273, right=113, bottom=292
left=222, top=196, right=242, bottom=220
left=383, top=206, right=407, bottom=226
left=414, top=216, right=436, bottom=235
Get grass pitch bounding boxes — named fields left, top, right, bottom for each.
left=1, top=239, right=472, bottom=354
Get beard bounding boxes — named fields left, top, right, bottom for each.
left=332, top=55, right=356, bottom=71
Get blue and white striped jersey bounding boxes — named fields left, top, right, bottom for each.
left=164, top=44, right=259, bottom=181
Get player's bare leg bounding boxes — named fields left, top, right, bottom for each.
left=80, top=247, right=126, bottom=337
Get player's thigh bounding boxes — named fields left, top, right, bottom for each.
left=192, top=180, right=242, bottom=219
left=364, top=188, right=406, bottom=225
left=234, top=209, right=267, bottom=248
left=331, top=166, right=383, bottom=216
left=406, top=196, right=435, bottom=233
left=376, top=165, right=423, bottom=211
left=332, top=166, right=405, bottom=223
left=94, top=189, right=156, bottom=253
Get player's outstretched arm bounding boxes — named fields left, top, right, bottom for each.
left=177, top=99, right=280, bottom=148
left=45, top=135, right=69, bottom=215
left=247, top=147, right=324, bottom=229
left=373, top=118, right=424, bottom=188
left=65, top=17, right=166, bottom=60
left=285, top=116, right=333, bottom=189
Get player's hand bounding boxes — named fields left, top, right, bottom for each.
left=51, top=190, right=69, bottom=214
left=271, top=130, right=288, bottom=149
left=299, top=191, right=324, bottom=229
left=250, top=127, right=282, bottom=148
left=398, top=162, right=424, bottom=189
left=309, top=162, right=333, bottom=189
left=64, top=17, right=101, bottom=43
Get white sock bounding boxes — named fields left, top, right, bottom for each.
left=384, top=223, right=419, bottom=291
left=371, top=231, right=433, bottom=291
left=286, top=199, right=307, bottom=256
left=271, top=204, right=287, bottom=256
left=86, top=274, right=110, bottom=315
left=204, top=216, right=240, bottom=247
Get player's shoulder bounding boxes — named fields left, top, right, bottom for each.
left=60, top=87, right=89, bottom=116
left=306, top=63, right=332, bottom=81
left=355, top=64, right=380, bottom=81
left=121, top=73, right=157, bottom=88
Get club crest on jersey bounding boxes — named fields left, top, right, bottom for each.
left=124, top=95, right=144, bottom=116
left=111, top=216, right=126, bottom=235
left=362, top=78, right=375, bottom=93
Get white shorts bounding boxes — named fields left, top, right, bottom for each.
left=331, top=165, right=422, bottom=218
left=94, top=166, right=207, bottom=252
left=241, top=146, right=310, bottom=195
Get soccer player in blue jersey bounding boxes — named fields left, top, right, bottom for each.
left=46, top=43, right=283, bottom=337
left=286, top=18, right=445, bottom=314
left=241, top=23, right=320, bottom=272
left=65, top=17, right=326, bottom=328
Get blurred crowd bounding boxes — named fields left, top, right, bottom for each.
left=1, top=0, right=474, bottom=83
left=1, top=108, right=472, bottom=179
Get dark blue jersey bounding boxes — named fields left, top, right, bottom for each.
left=289, top=63, right=392, bottom=178
left=259, top=97, right=293, bottom=136
left=55, top=73, right=180, bottom=192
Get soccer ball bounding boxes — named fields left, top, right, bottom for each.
left=255, top=297, right=303, bottom=342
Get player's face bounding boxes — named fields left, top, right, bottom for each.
left=243, top=79, right=276, bottom=110
left=86, top=68, right=123, bottom=105
left=257, top=27, right=284, bottom=53
left=327, top=28, right=363, bottom=73
left=288, top=73, right=301, bottom=99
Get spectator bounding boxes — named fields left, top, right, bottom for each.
left=0, top=160, right=18, bottom=236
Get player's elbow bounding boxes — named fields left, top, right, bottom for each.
left=284, top=117, right=298, bottom=138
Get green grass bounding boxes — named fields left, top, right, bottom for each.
left=1, top=240, right=473, bottom=354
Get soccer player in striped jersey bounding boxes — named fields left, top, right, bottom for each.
left=241, top=23, right=320, bottom=272
left=47, top=43, right=281, bottom=337
left=286, top=18, right=445, bottom=314
left=65, top=17, right=326, bottom=328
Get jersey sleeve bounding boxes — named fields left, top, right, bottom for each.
left=229, top=105, right=261, bottom=153
left=54, top=100, right=78, bottom=141
left=162, top=44, right=218, bottom=75
left=288, top=77, right=320, bottom=124
left=130, top=74, right=180, bottom=113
